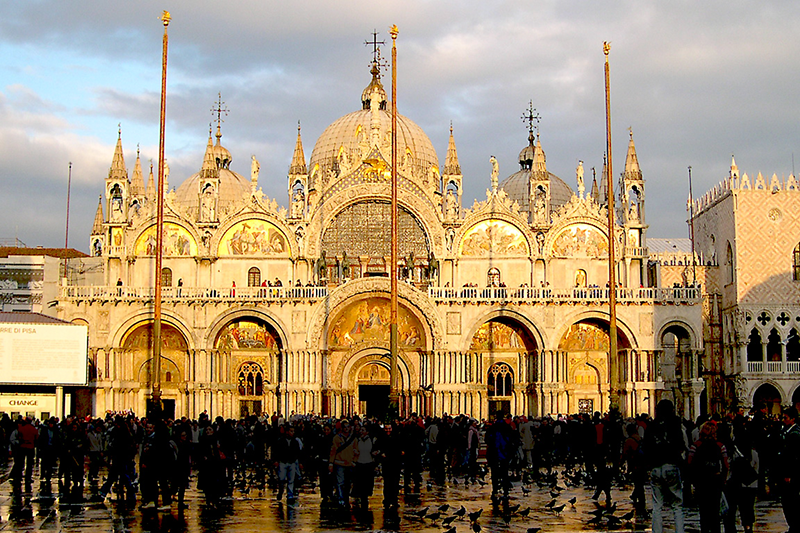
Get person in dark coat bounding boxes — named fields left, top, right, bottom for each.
left=779, top=407, right=800, bottom=533
left=378, top=422, right=403, bottom=510
left=644, top=399, right=688, bottom=533
left=486, top=415, right=514, bottom=501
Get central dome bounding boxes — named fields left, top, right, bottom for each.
left=308, top=66, right=438, bottom=191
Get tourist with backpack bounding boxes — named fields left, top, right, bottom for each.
left=724, top=429, right=759, bottom=533
left=688, top=421, right=729, bottom=533
left=643, top=399, right=688, bottom=533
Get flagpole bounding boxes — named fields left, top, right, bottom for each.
left=63, top=162, right=72, bottom=281
left=388, top=25, right=400, bottom=420
left=604, top=42, right=620, bottom=411
left=151, top=10, right=170, bottom=420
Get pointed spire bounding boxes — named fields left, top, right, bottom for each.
left=146, top=160, right=156, bottom=199
left=289, top=121, right=307, bottom=175
left=443, top=123, right=461, bottom=175
left=130, top=145, right=145, bottom=196
left=91, top=196, right=104, bottom=235
left=730, top=155, right=739, bottom=179
left=108, top=126, right=128, bottom=181
left=531, top=136, right=547, bottom=179
left=201, top=125, right=218, bottom=178
left=591, top=176, right=600, bottom=203
left=624, top=129, right=642, bottom=179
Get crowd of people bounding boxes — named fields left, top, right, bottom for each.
left=1, top=401, right=799, bottom=533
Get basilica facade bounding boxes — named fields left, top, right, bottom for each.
left=58, top=55, right=752, bottom=421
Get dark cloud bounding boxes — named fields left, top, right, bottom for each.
left=1, top=1, right=799, bottom=247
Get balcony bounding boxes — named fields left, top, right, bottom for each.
left=60, top=285, right=329, bottom=304
left=427, top=286, right=702, bottom=305
left=746, top=360, right=800, bottom=374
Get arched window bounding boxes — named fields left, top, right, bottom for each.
left=767, top=328, right=782, bottom=361
left=238, top=362, right=265, bottom=396
left=787, top=329, right=800, bottom=362
left=487, top=363, right=513, bottom=397
left=487, top=268, right=501, bottom=287
left=161, top=267, right=172, bottom=287
left=747, top=329, right=762, bottom=362
left=793, top=243, right=800, bottom=281
left=726, top=242, right=735, bottom=284
left=248, top=267, right=261, bottom=287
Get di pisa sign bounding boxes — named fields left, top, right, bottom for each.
left=0, top=323, right=88, bottom=385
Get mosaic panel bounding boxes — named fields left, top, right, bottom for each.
left=551, top=224, right=608, bottom=258
left=134, top=223, right=197, bottom=257
left=218, top=219, right=289, bottom=256
left=459, top=220, right=528, bottom=257
left=328, top=297, right=424, bottom=349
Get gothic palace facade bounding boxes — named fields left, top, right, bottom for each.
left=57, top=56, right=800, bottom=420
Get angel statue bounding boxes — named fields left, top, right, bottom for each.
left=577, top=160, right=585, bottom=198
left=490, top=155, right=499, bottom=191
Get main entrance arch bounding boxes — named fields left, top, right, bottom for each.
left=559, top=319, right=632, bottom=415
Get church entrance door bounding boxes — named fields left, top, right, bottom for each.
left=359, top=385, right=390, bottom=419
left=489, top=400, right=511, bottom=417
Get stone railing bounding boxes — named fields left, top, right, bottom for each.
left=746, top=360, right=800, bottom=374
left=60, top=285, right=328, bottom=303
left=428, top=286, right=702, bottom=304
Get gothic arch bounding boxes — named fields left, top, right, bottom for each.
left=130, top=218, right=201, bottom=257
left=553, top=310, right=637, bottom=351
left=306, top=277, right=444, bottom=351
left=212, top=213, right=295, bottom=258
left=305, top=187, right=446, bottom=259
left=462, top=308, right=543, bottom=352
left=205, top=308, right=290, bottom=351
left=111, top=309, right=196, bottom=350
left=334, top=342, right=418, bottom=392
left=656, top=320, right=701, bottom=350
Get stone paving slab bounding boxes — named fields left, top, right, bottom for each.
left=0, top=462, right=790, bottom=533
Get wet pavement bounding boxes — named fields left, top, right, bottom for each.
left=0, top=461, right=790, bottom=533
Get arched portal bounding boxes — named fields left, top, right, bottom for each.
left=122, top=322, right=189, bottom=419
left=355, top=361, right=391, bottom=419
left=753, top=382, right=782, bottom=415
left=469, top=317, right=537, bottom=416
left=215, top=317, right=282, bottom=416
left=559, top=319, right=631, bottom=415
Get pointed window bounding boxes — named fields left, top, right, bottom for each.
left=487, top=363, right=513, bottom=397
left=793, top=243, right=800, bottom=281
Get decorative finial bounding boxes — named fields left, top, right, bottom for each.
left=117, top=123, right=121, bottom=138
left=628, top=126, right=633, bottom=139
left=450, top=121, right=453, bottom=135
left=211, top=92, right=229, bottom=142
left=603, top=41, right=611, bottom=56
left=521, top=101, right=541, bottom=139
left=297, top=120, right=301, bottom=134
left=137, top=143, right=140, bottom=157
left=159, top=10, right=171, bottom=27
left=490, top=155, right=499, bottom=191
left=389, top=25, right=399, bottom=40
left=364, top=30, right=385, bottom=64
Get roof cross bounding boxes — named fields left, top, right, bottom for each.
left=364, top=30, right=385, bottom=63
left=521, top=100, right=541, bottom=136
left=211, top=92, right=229, bottom=128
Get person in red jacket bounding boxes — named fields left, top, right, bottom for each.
left=10, top=417, right=38, bottom=483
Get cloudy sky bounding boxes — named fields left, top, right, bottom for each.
left=1, top=1, right=798, bottom=251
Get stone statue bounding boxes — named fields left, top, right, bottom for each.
left=446, top=227, right=455, bottom=251
left=629, top=201, right=639, bottom=221
left=445, top=189, right=457, bottom=219
left=251, top=155, right=260, bottom=182
left=316, top=251, right=327, bottom=281
left=291, top=189, right=305, bottom=218
left=201, top=186, right=215, bottom=221
left=490, top=155, right=499, bottom=191
left=576, top=160, right=585, bottom=198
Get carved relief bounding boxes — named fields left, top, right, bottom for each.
left=460, top=219, right=528, bottom=257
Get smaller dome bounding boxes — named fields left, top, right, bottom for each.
left=518, top=132, right=536, bottom=169
left=500, top=170, right=573, bottom=214
left=174, top=168, right=251, bottom=214
left=360, top=62, right=387, bottom=111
